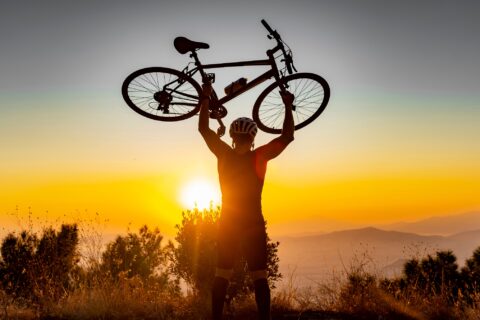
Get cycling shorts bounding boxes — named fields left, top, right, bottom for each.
left=216, top=216, right=267, bottom=272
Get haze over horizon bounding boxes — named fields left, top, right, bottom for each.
left=1, top=0, right=479, bottom=237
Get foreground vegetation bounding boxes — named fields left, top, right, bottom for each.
left=1, top=208, right=480, bottom=319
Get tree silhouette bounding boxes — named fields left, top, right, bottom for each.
left=384, top=250, right=462, bottom=304
left=169, top=207, right=219, bottom=297
left=461, top=246, right=480, bottom=296
left=0, top=231, right=38, bottom=302
left=0, top=224, right=79, bottom=303
left=101, top=225, right=175, bottom=290
left=35, top=224, right=80, bottom=300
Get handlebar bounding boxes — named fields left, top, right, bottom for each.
left=261, top=19, right=295, bottom=75
left=261, top=19, right=275, bottom=36
left=261, top=19, right=281, bottom=41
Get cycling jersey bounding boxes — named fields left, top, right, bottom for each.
left=215, top=147, right=268, bottom=271
left=217, top=148, right=267, bottom=224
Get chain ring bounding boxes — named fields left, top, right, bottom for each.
left=209, top=105, right=227, bottom=119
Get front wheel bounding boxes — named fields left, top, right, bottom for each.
left=122, top=67, right=202, bottom=121
left=252, top=73, right=330, bottom=134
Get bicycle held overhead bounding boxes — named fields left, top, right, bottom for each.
left=121, top=19, right=330, bottom=136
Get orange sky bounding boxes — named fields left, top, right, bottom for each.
left=1, top=1, right=480, bottom=238
left=2, top=147, right=479, bottom=237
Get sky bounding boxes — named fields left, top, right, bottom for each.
left=1, top=0, right=479, bottom=237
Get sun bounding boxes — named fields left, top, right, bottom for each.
left=180, top=178, right=221, bottom=210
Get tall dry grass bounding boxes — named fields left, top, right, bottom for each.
left=1, top=213, right=480, bottom=319
left=2, top=267, right=480, bottom=319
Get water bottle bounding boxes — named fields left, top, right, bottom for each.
left=224, top=77, right=247, bottom=95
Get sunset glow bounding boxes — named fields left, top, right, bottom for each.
left=179, top=178, right=221, bottom=210
left=0, top=1, right=479, bottom=240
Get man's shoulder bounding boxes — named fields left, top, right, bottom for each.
left=215, top=144, right=233, bottom=159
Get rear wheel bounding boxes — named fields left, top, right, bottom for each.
left=122, top=67, right=202, bottom=121
left=252, top=73, right=330, bottom=134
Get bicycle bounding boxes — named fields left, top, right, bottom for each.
left=121, top=19, right=330, bottom=136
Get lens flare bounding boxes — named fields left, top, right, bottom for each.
left=180, top=178, right=221, bottom=210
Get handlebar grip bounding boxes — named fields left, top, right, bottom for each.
left=261, top=19, right=275, bottom=34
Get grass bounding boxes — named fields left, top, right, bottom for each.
left=1, top=216, right=480, bottom=319
left=1, top=268, right=480, bottom=319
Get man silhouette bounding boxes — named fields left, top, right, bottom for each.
left=198, top=80, right=294, bottom=320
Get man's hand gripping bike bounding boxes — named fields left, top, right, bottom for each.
left=121, top=20, right=330, bottom=136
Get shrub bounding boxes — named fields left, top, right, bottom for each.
left=0, top=224, right=79, bottom=304
left=388, top=250, right=461, bottom=304
left=462, top=246, right=480, bottom=295
left=100, top=225, right=178, bottom=293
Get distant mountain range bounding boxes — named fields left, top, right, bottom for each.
left=271, top=211, right=480, bottom=238
left=379, top=211, right=480, bottom=236
left=276, top=225, right=480, bottom=288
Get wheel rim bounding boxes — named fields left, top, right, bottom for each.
left=255, top=75, right=328, bottom=133
left=124, top=69, right=200, bottom=120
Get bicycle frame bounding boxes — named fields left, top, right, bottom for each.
left=122, top=19, right=329, bottom=134
left=187, top=43, right=288, bottom=106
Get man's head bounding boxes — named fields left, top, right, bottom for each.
left=229, top=117, right=257, bottom=148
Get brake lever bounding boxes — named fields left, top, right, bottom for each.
left=286, top=53, right=297, bottom=73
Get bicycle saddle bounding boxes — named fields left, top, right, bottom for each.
left=174, top=37, right=210, bottom=54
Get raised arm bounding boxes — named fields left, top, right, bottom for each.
left=256, top=91, right=295, bottom=161
left=198, top=81, right=230, bottom=157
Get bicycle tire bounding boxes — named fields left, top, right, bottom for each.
left=122, top=67, right=202, bottom=121
left=252, top=73, right=330, bottom=134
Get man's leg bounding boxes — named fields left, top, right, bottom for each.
left=213, top=219, right=237, bottom=320
left=212, top=268, right=233, bottom=320
left=246, top=223, right=271, bottom=320
left=250, top=270, right=271, bottom=320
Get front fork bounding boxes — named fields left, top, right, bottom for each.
left=267, top=49, right=296, bottom=111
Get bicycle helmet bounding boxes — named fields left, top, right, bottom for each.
left=229, top=117, right=258, bottom=139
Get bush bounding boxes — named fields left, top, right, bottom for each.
left=0, top=224, right=79, bottom=304
left=100, top=225, right=178, bottom=292
left=462, top=246, right=480, bottom=295
left=387, top=250, right=462, bottom=303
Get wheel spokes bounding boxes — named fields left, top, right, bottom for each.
left=258, top=78, right=325, bottom=130
left=126, top=71, right=199, bottom=118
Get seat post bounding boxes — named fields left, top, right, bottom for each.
left=190, top=50, right=207, bottom=81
